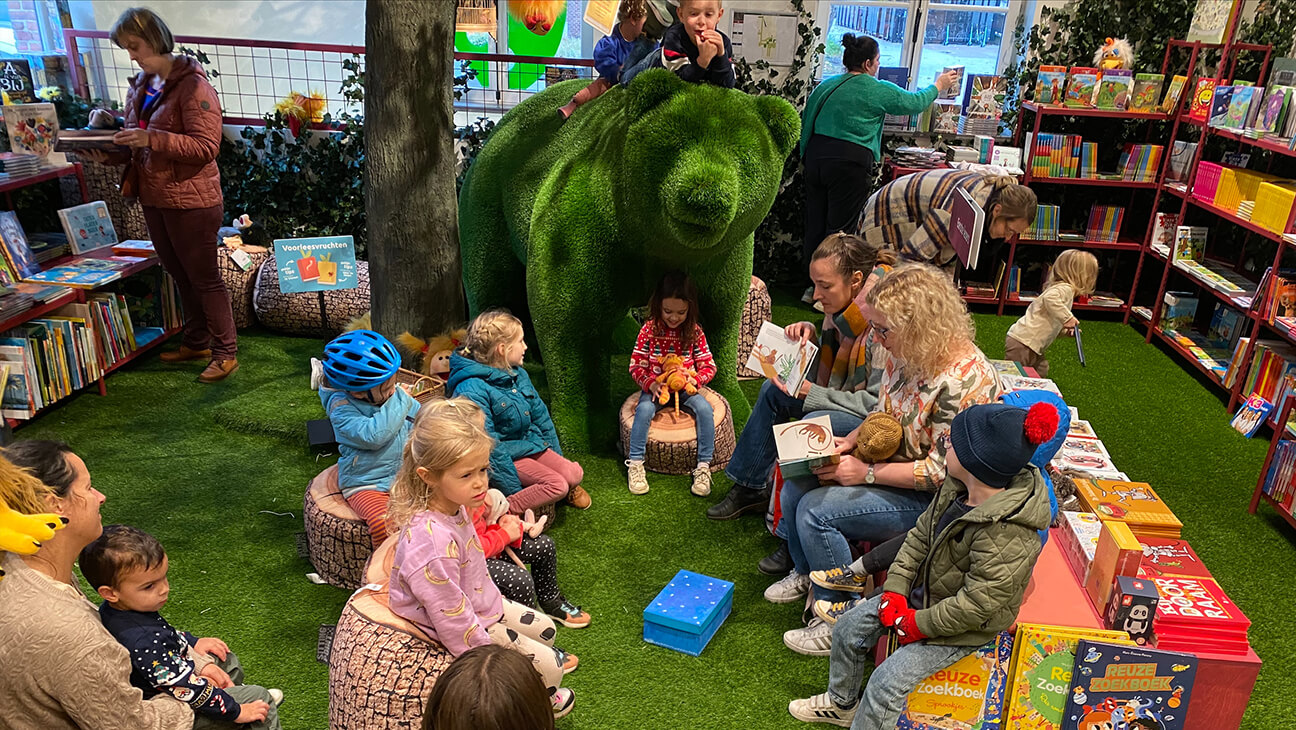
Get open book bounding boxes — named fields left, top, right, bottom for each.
left=744, top=321, right=818, bottom=395
left=774, top=414, right=839, bottom=479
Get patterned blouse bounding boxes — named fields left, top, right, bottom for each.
left=877, top=346, right=1003, bottom=490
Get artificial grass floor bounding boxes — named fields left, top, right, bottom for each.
left=18, top=293, right=1295, bottom=729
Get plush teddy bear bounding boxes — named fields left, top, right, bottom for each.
left=854, top=411, right=903, bottom=463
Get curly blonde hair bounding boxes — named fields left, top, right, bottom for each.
left=461, top=309, right=524, bottom=371
left=1049, top=249, right=1099, bottom=296
left=866, top=263, right=975, bottom=380
left=386, top=397, right=495, bottom=529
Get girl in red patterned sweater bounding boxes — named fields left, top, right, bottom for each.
left=627, top=271, right=717, bottom=496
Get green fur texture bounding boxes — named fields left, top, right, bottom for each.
left=459, top=70, right=799, bottom=450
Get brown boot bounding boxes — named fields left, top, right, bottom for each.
left=565, top=485, right=591, bottom=510
left=198, top=359, right=239, bottom=383
left=160, top=345, right=212, bottom=363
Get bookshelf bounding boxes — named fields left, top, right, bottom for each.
left=0, top=163, right=89, bottom=206
left=1251, top=393, right=1296, bottom=529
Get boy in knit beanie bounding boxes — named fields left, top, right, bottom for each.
left=788, top=402, right=1058, bottom=729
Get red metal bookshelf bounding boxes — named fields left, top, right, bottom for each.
left=0, top=163, right=89, bottom=208
left=1251, top=394, right=1296, bottom=529
left=1019, top=102, right=1169, bottom=121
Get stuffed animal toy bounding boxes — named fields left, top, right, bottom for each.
left=0, top=495, right=68, bottom=582
left=484, top=488, right=547, bottom=569
left=854, top=412, right=903, bottom=463
left=396, top=328, right=468, bottom=384
left=1093, top=37, right=1134, bottom=70
left=654, top=353, right=699, bottom=419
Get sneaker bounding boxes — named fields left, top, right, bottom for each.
left=813, top=598, right=861, bottom=626
left=691, top=463, right=712, bottom=496
left=552, top=688, right=576, bottom=718
left=542, top=597, right=591, bottom=629
left=764, top=571, right=810, bottom=604
left=705, top=485, right=769, bottom=520
left=801, top=286, right=816, bottom=304
left=267, top=688, right=284, bottom=707
left=810, top=564, right=872, bottom=594
left=783, top=617, right=834, bottom=656
left=557, top=648, right=579, bottom=674
left=309, top=358, right=324, bottom=390
left=626, top=460, right=649, bottom=495
left=758, top=542, right=793, bottom=576
left=566, top=485, right=592, bottom=509
left=788, top=692, right=856, bottom=726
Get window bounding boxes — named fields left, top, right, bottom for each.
left=819, top=0, right=1021, bottom=95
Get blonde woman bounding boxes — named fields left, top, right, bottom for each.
left=772, top=265, right=1003, bottom=656
left=447, top=310, right=591, bottom=513
left=855, top=169, right=1037, bottom=275
left=1006, top=249, right=1099, bottom=377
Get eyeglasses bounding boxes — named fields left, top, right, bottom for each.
left=875, top=326, right=891, bottom=341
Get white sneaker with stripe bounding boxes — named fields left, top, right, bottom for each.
left=788, top=691, right=856, bottom=726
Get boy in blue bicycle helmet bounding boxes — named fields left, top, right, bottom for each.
left=319, top=329, right=422, bottom=544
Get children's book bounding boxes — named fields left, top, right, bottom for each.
left=964, top=74, right=1007, bottom=116
left=21, top=265, right=121, bottom=289
left=273, top=235, right=358, bottom=293
left=1000, top=374, right=1062, bottom=395
left=2, top=103, right=58, bottom=160
left=1207, top=84, right=1234, bottom=127
left=1036, top=65, right=1068, bottom=105
left=1225, top=85, right=1259, bottom=130
left=1136, top=537, right=1213, bottom=580
left=1074, top=479, right=1184, bottom=538
left=0, top=343, right=34, bottom=419
left=746, top=321, right=818, bottom=397
left=1187, top=0, right=1241, bottom=43
left=1092, top=69, right=1133, bottom=109
left=57, top=201, right=118, bottom=255
left=1159, top=74, right=1189, bottom=114
left=0, top=211, right=40, bottom=279
left=772, top=414, right=837, bottom=479
left=1059, top=511, right=1103, bottom=582
left=1004, top=625, right=1132, bottom=730
left=1064, top=68, right=1100, bottom=108
left=933, top=100, right=962, bottom=133
left=1060, top=641, right=1197, bottom=730
left=1230, top=394, right=1273, bottom=436
left=1189, top=77, right=1217, bottom=121
left=1151, top=575, right=1251, bottom=654
left=896, top=632, right=1014, bottom=730
left=112, top=240, right=155, bottom=257
left=1068, top=419, right=1097, bottom=438
left=1172, top=226, right=1206, bottom=264
left=1150, top=212, right=1179, bottom=256
left=938, top=65, right=965, bottom=100
left=1130, top=73, right=1164, bottom=112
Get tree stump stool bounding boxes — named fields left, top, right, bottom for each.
left=218, top=248, right=271, bottom=329
left=738, top=276, right=772, bottom=378
left=617, top=387, right=735, bottom=474
left=328, top=537, right=452, bottom=730
left=304, top=465, right=373, bottom=590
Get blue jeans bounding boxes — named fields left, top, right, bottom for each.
left=628, top=390, right=715, bottom=463
left=827, top=594, right=975, bottom=730
left=726, top=380, right=863, bottom=491
left=779, top=477, right=933, bottom=601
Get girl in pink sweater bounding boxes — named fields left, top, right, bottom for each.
left=387, top=397, right=577, bottom=719
left=626, top=271, right=717, bottom=496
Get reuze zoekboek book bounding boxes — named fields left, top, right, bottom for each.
left=1003, top=624, right=1132, bottom=730
left=1060, top=641, right=1197, bottom=730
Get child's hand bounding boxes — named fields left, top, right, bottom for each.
left=649, top=382, right=663, bottom=399
left=696, top=35, right=719, bottom=66
left=199, top=663, right=233, bottom=689
left=499, top=514, right=524, bottom=542
left=1062, top=316, right=1078, bottom=336
left=235, top=701, right=271, bottom=725
left=193, top=637, right=230, bottom=661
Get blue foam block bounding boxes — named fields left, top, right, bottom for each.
left=642, top=569, right=734, bottom=656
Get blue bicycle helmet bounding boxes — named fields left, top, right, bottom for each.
left=322, top=329, right=401, bottom=390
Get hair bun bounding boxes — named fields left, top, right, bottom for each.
left=842, top=33, right=858, bottom=46
left=1023, top=402, right=1059, bottom=446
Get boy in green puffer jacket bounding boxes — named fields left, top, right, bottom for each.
left=788, top=401, right=1058, bottom=729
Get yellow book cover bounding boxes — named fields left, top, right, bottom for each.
left=897, top=632, right=1014, bottom=730
left=1074, top=479, right=1184, bottom=536
left=1004, top=624, right=1132, bottom=730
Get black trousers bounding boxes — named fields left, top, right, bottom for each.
left=802, top=134, right=876, bottom=271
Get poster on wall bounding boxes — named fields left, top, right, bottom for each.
left=583, top=0, right=618, bottom=36
left=730, top=11, right=796, bottom=67
left=274, top=236, right=358, bottom=293
left=0, top=59, right=35, bottom=103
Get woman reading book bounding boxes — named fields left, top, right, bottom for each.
left=79, top=8, right=238, bottom=383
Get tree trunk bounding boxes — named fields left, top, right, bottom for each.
left=365, top=0, right=464, bottom=339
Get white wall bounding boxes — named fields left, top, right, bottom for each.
left=69, top=0, right=367, bottom=46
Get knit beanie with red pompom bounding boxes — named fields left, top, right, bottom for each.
left=949, top=402, right=1059, bottom=488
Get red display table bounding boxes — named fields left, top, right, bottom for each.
left=883, top=160, right=948, bottom=183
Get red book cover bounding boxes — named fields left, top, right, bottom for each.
left=1137, top=538, right=1214, bottom=580
left=296, top=256, right=320, bottom=281
left=1153, top=576, right=1250, bottom=634
left=1189, top=78, right=1216, bottom=121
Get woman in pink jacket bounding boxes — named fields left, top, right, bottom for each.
left=84, top=8, right=237, bottom=383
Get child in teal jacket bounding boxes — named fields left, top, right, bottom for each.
left=447, top=310, right=590, bottom=513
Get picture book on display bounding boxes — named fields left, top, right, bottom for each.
left=57, top=201, right=117, bottom=255
left=1060, top=641, right=1197, bottom=730
left=1036, top=65, right=1068, bottom=105
left=1258, top=86, right=1291, bottom=133
left=1186, top=0, right=1241, bottom=44
left=1172, top=226, right=1206, bottom=264
left=1064, top=68, right=1100, bottom=108
left=1159, top=74, right=1188, bottom=114
left=896, top=632, right=1013, bottom=730
left=1188, top=78, right=1216, bottom=121
left=938, top=65, right=964, bottom=100
left=1230, top=394, right=1273, bottom=437
left=950, top=187, right=985, bottom=268
left=1092, top=69, right=1132, bottom=109
left=1058, top=510, right=1103, bottom=581
left=1152, top=575, right=1251, bottom=655
left=1074, top=480, right=1184, bottom=538
left=1207, top=84, right=1234, bottom=128
left=1129, top=73, right=1164, bottom=112
left=2, top=103, right=58, bottom=160
left=1137, top=537, right=1213, bottom=580
left=746, top=321, right=818, bottom=396
left=0, top=210, right=40, bottom=280
left=1225, top=85, right=1259, bottom=130
left=772, top=414, right=837, bottom=479
left=964, top=75, right=1006, bottom=117
left=1004, top=625, right=1132, bottom=730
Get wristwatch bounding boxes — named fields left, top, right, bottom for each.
left=865, top=463, right=876, bottom=484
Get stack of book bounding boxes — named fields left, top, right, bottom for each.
left=1029, top=132, right=1082, bottom=177
left=1085, top=205, right=1124, bottom=242
left=890, top=146, right=945, bottom=168
left=1074, top=479, right=1184, bottom=539
left=0, top=286, right=33, bottom=321
left=1022, top=204, right=1060, bottom=240
left=0, top=152, right=41, bottom=181
left=948, top=145, right=979, bottom=164
left=1152, top=575, right=1252, bottom=655
left=1259, top=438, right=1296, bottom=515
left=21, top=256, right=146, bottom=289
left=0, top=304, right=104, bottom=420
left=1054, top=429, right=1123, bottom=481
left=26, top=233, right=70, bottom=264
left=1164, top=328, right=1234, bottom=380
left=1118, top=143, right=1164, bottom=182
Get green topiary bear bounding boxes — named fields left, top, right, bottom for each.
left=459, top=69, right=799, bottom=451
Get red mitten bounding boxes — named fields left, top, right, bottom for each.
left=877, top=591, right=908, bottom=627
left=894, top=609, right=928, bottom=645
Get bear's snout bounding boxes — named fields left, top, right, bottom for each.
left=665, top=153, right=739, bottom=236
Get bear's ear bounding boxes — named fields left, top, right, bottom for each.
left=625, top=68, right=685, bottom=119
left=752, top=94, right=800, bottom=159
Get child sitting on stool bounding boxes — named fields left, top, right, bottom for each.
left=558, top=0, right=652, bottom=120
left=788, top=401, right=1057, bottom=729
left=319, top=329, right=421, bottom=544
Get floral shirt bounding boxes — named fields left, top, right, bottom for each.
left=877, top=347, right=1002, bottom=490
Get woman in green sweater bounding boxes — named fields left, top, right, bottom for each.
left=800, top=35, right=958, bottom=289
